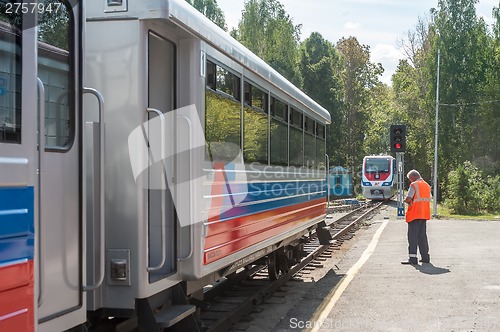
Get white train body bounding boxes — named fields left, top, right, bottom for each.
left=361, top=155, right=396, bottom=200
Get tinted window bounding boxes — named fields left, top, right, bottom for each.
left=0, top=3, right=22, bottom=143
left=38, top=0, right=74, bottom=149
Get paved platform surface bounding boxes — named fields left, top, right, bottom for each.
left=308, top=207, right=500, bottom=331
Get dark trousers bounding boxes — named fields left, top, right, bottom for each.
left=407, top=219, right=430, bottom=260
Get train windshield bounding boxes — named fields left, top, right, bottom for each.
left=365, top=158, right=391, bottom=173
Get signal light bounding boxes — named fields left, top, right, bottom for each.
left=390, top=125, right=406, bottom=152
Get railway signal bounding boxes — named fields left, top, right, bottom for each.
left=390, top=125, right=406, bottom=152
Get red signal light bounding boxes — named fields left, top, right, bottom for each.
left=395, top=143, right=402, bottom=150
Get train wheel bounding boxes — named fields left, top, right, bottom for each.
left=268, top=252, right=280, bottom=280
left=276, top=254, right=289, bottom=274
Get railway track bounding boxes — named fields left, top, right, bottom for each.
left=198, top=201, right=384, bottom=332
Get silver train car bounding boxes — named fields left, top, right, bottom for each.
left=1, top=0, right=332, bottom=331
left=361, top=155, right=397, bottom=200
left=84, top=0, right=330, bottom=328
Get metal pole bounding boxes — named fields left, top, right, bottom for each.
left=433, top=30, right=440, bottom=217
left=396, top=152, right=405, bottom=218
left=325, top=154, right=330, bottom=208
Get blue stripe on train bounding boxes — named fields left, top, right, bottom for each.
left=213, top=179, right=327, bottom=222
left=208, top=180, right=327, bottom=203
left=0, top=187, right=34, bottom=264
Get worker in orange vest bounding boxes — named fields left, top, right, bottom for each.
left=401, top=169, right=432, bottom=265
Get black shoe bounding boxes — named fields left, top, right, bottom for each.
left=420, top=255, right=430, bottom=263
left=401, top=258, right=418, bottom=265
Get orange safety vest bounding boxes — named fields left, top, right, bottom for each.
left=406, top=179, right=432, bottom=222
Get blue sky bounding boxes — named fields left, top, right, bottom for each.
left=216, top=0, right=498, bottom=85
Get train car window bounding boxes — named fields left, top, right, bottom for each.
left=305, top=116, right=315, bottom=134
left=205, top=90, right=241, bottom=161
left=38, top=0, right=74, bottom=149
left=244, top=106, right=268, bottom=164
left=304, top=131, right=315, bottom=168
left=252, top=85, right=267, bottom=111
left=269, top=97, right=288, bottom=166
left=290, top=108, right=302, bottom=129
left=243, top=81, right=251, bottom=105
left=206, top=60, right=216, bottom=90
left=205, top=61, right=242, bottom=161
left=244, top=83, right=268, bottom=164
left=270, top=97, right=287, bottom=121
left=216, top=65, right=240, bottom=101
left=289, top=126, right=303, bottom=167
left=0, top=3, right=22, bottom=144
left=365, top=158, right=391, bottom=173
left=245, top=82, right=267, bottom=112
left=317, top=123, right=325, bottom=139
left=316, top=136, right=325, bottom=168
left=270, top=118, right=287, bottom=166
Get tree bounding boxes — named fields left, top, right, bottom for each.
left=233, top=0, right=302, bottom=85
left=185, top=0, right=227, bottom=31
left=298, top=32, right=344, bottom=166
left=429, top=0, right=491, bottom=179
left=336, top=37, right=383, bottom=169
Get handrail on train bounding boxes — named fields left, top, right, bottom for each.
left=83, top=87, right=106, bottom=291
left=146, top=108, right=167, bottom=272
left=37, top=78, right=45, bottom=307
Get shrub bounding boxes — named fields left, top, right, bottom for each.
left=443, top=161, right=499, bottom=215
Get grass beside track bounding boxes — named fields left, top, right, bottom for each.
left=437, top=205, right=500, bottom=221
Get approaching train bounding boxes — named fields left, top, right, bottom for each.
left=361, top=155, right=397, bottom=200
left=0, top=1, right=330, bottom=331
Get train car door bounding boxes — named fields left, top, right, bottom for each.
left=36, top=1, right=87, bottom=331
left=147, top=31, right=177, bottom=281
left=0, top=4, right=37, bottom=331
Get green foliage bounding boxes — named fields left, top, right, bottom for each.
left=336, top=37, right=383, bottom=167
left=185, top=0, right=227, bottom=30
left=38, top=0, right=70, bottom=50
left=205, top=91, right=241, bottom=161
left=444, top=161, right=500, bottom=214
left=298, top=32, right=344, bottom=166
left=233, top=0, right=302, bottom=85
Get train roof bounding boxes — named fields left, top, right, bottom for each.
left=96, top=0, right=331, bottom=124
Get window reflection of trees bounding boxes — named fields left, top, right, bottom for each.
left=304, top=132, right=315, bottom=168
left=38, top=0, right=72, bottom=148
left=205, top=60, right=327, bottom=168
left=289, top=126, right=303, bottom=167
left=244, top=106, right=268, bottom=164
left=205, top=90, right=241, bottom=161
left=270, top=118, right=288, bottom=166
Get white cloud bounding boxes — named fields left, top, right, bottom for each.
left=344, top=21, right=362, bottom=30
left=371, top=44, right=405, bottom=85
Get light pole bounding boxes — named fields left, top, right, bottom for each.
left=433, top=29, right=440, bottom=217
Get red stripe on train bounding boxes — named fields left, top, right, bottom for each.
left=204, top=198, right=326, bottom=264
left=0, top=260, right=34, bottom=331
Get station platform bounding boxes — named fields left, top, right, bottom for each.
left=307, top=207, right=500, bottom=331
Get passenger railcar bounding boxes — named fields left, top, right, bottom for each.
left=0, top=0, right=331, bottom=331
left=84, top=0, right=330, bottom=327
left=361, top=155, right=396, bottom=200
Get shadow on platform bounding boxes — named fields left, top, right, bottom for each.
left=413, top=263, right=450, bottom=275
